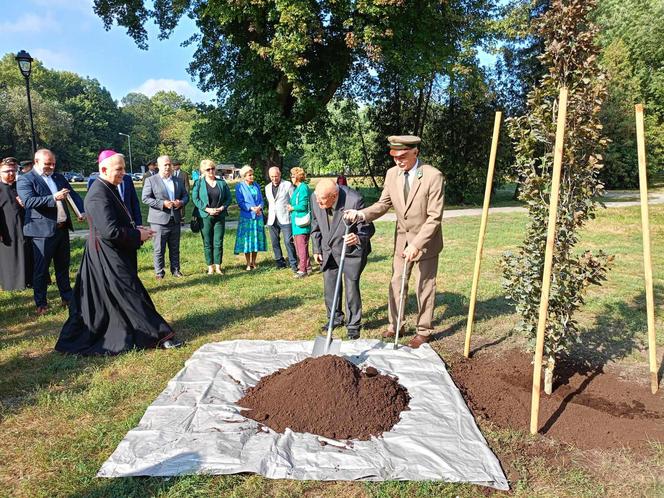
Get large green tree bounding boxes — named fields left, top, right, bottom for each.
left=595, top=0, right=664, bottom=186
left=94, top=0, right=489, bottom=175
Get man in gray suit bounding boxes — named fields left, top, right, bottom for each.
left=265, top=166, right=297, bottom=271
left=142, top=155, right=189, bottom=279
left=311, top=179, right=374, bottom=339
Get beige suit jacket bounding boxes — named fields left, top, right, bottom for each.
left=361, top=163, right=445, bottom=260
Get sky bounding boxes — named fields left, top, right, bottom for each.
left=0, top=0, right=214, bottom=103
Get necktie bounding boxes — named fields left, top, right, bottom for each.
left=326, top=207, right=333, bottom=228
left=403, top=170, right=410, bottom=202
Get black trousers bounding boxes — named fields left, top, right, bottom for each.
left=32, top=227, right=72, bottom=307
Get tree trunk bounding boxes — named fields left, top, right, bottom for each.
left=544, top=356, right=555, bottom=395
left=419, top=73, right=435, bottom=137
left=356, top=111, right=380, bottom=190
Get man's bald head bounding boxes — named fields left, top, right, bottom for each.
left=268, top=166, right=281, bottom=186
left=314, top=178, right=339, bottom=209
left=34, top=149, right=56, bottom=176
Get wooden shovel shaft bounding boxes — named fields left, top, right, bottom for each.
left=464, top=111, right=502, bottom=358
left=635, top=104, right=659, bottom=394
left=530, top=87, right=568, bottom=435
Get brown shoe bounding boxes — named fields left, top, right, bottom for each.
left=382, top=330, right=396, bottom=339
left=407, top=334, right=431, bottom=349
left=36, top=305, right=48, bottom=316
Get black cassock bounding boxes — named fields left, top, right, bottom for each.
left=0, top=181, right=32, bottom=291
left=56, top=178, right=174, bottom=355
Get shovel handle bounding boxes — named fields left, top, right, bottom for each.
left=394, top=256, right=410, bottom=348
left=325, top=223, right=352, bottom=353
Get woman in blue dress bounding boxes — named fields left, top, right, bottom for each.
left=234, top=165, right=267, bottom=269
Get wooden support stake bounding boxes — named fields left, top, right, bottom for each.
left=464, top=111, right=502, bottom=358
left=530, top=87, right=568, bottom=435
left=635, top=104, right=659, bottom=394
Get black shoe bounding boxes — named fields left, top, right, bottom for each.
left=347, top=329, right=360, bottom=340
left=160, top=338, right=183, bottom=349
left=321, top=321, right=344, bottom=332
left=172, top=271, right=184, bottom=278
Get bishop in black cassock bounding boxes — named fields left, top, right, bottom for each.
left=0, top=165, right=32, bottom=291
left=56, top=151, right=181, bottom=355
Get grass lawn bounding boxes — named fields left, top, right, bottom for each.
left=1, top=203, right=663, bottom=497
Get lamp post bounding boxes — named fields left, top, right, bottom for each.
left=15, top=50, right=37, bottom=155
left=118, top=132, right=134, bottom=174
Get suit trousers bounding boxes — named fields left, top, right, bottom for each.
left=323, top=257, right=366, bottom=331
left=387, top=254, right=438, bottom=336
left=268, top=219, right=297, bottom=270
left=152, top=220, right=181, bottom=276
left=293, top=234, right=311, bottom=273
left=31, top=227, right=72, bottom=307
left=201, top=215, right=225, bottom=265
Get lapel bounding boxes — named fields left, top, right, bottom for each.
left=155, top=175, right=168, bottom=199
left=404, top=165, right=423, bottom=212
left=267, top=183, right=275, bottom=203
left=200, top=178, right=209, bottom=205
left=32, top=170, right=51, bottom=194
left=173, top=176, right=180, bottom=199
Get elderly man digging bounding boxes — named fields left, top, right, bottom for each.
left=344, top=135, right=445, bottom=348
left=311, top=179, right=374, bottom=339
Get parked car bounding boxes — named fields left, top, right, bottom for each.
left=87, top=172, right=100, bottom=189
left=63, top=171, right=84, bottom=182
left=131, top=172, right=143, bottom=181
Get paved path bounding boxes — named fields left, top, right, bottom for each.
left=70, top=192, right=664, bottom=239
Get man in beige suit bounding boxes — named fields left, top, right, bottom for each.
left=345, top=135, right=445, bottom=348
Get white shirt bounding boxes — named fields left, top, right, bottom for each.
left=403, top=160, right=419, bottom=192
left=37, top=167, right=67, bottom=223
left=162, top=175, right=175, bottom=201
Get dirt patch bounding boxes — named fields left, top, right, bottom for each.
left=237, top=355, right=410, bottom=440
left=449, top=348, right=664, bottom=449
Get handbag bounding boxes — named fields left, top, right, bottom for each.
left=294, top=212, right=310, bottom=228
left=190, top=215, right=201, bottom=233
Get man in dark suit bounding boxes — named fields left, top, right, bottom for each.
left=17, top=149, right=85, bottom=314
left=141, top=160, right=157, bottom=185
left=142, top=155, right=188, bottom=279
left=172, top=160, right=190, bottom=225
left=88, top=171, right=142, bottom=226
left=311, top=179, right=374, bottom=339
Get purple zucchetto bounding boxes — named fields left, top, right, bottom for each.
left=98, top=149, right=119, bottom=165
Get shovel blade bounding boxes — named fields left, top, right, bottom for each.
left=312, top=336, right=342, bottom=357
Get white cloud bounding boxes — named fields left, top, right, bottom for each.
left=130, top=78, right=213, bottom=103
left=0, top=13, right=59, bottom=34
left=30, top=48, right=76, bottom=71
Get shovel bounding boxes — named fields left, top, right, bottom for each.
left=392, top=256, right=410, bottom=349
left=312, top=222, right=352, bottom=356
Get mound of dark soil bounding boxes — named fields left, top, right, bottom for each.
left=450, top=348, right=664, bottom=449
left=237, top=355, right=410, bottom=440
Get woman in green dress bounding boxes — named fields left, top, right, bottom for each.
left=192, top=159, right=232, bottom=275
left=288, top=167, right=311, bottom=278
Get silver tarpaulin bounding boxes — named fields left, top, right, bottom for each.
left=98, top=339, right=509, bottom=490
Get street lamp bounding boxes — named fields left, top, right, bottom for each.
left=118, top=132, right=134, bottom=174
left=15, top=50, right=37, bottom=155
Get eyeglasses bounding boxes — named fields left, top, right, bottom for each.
left=0, top=170, right=17, bottom=175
